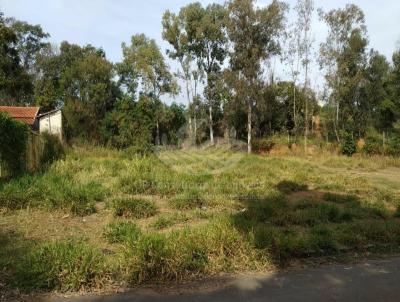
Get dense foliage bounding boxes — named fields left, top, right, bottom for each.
left=0, top=1, right=399, bottom=153
left=0, top=112, right=28, bottom=174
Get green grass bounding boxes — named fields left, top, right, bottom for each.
left=108, top=198, right=157, bottom=218
left=103, top=221, right=142, bottom=244
left=1, top=145, right=400, bottom=295
left=151, top=213, right=189, bottom=230
left=0, top=172, right=107, bottom=215
left=14, top=241, right=105, bottom=293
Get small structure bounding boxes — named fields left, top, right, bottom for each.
left=0, top=106, right=63, bottom=140
left=0, top=106, right=40, bottom=130
left=37, top=109, right=63, bottom=140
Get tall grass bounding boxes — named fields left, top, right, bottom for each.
left=14, top=241, right=106, bottom=292
left=0, top=172, right=107, bottom=215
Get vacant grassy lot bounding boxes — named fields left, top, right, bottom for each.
left=1, top=145, right=400, bottom=296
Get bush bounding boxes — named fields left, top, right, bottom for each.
left=340, top=132, right=356, bottom=156
left=14, top=241, right=105, bottom=292
left=387, top=136, right=400, bottom=156
left=252, top=138, right=275, bottom=154
left=364, top=135, right=383, bottom=155
left=0, top=112, right=28, bottom=175
left=103, top=221, right=142, bottom=244
left=109, top=198, right=157, bottom=218
left=41, top=132, right=65, bottom=167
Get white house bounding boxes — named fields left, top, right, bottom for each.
left=38, top=109, right=63, bottom=141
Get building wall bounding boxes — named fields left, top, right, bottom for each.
left=39, top=110, right=63, bottom=140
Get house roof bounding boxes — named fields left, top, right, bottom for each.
left=0, top=106, right=40, bottom=125
left=37, top=108, right=62, bottom=118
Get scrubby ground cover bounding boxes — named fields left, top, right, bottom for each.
left=1, top=145, right=400, bottom=297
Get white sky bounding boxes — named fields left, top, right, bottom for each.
left=1, top=0, right=399, bottom=104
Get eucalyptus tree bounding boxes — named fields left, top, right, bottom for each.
left=226, top=0, right=287, bottom=153
left=281, top=23, right=301, bottom=132
left=162, top=11, right=196, bottom=142
left=319, top=4, right=367, bottom=140
left=295, top=0, right=314, bottom=152
left=120, top=34, right=177, bottom=145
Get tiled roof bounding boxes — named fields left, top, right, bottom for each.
left=0, top=106, right=40, bottom=125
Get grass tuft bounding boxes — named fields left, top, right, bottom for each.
left=109, top=198, right=157, bottom=218
left=103, top=221, right=142, bottom=244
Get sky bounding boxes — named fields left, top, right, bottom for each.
left=1, top=0, right=399, bottom=104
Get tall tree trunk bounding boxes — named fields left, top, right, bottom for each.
left=156, top=120, right=160, bottom=146
left=194, top=115, right=197, bottom=145
left=185, top=80, right=193, bottom=143
left=334, top=101, right=340, bottom=142
left=304, top=96, right=308, bottom=154
left=247, top=101, right=252, bottom=154
left=293, top=84, right=297, bottom=131
left=209, top=104, right=214, bottom=145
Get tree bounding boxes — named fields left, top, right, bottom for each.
left=0, top=13, right=32, bottom=105
left=182, top=3, right=227, bottom=145
left=34, top=44, right=63, bottom=111
left=226, top=0, right=287, bottom=153
left=120, top=34, right=177, bottom=145
left=319, top=4, right=367, bottom=140
left=295, top=0, right=314, bottom=153
left=162, top=11, right=196, bottom=143
left=5, top=17, right=49, bottom=72
left=60, top=42, right=117, bottom=141
left=163, top=3, right=227, bottom=145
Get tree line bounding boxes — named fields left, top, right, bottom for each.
left=1, top=0, right=399, bottom=154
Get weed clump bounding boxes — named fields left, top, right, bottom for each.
left=103, top=221, right=142, bottom=244
left=109, top=198, right=157, bottom=218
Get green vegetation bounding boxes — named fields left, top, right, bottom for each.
left=0, top=112, right=28, bottom=175
left=1, top=0, right=400, bottom=298
left=108, top=198, right=157, bottom=218
left=14, top=241, right=105, bottom=292
left=103, top=221, right=142, bottom=244
left=1, top=146, right=400, bottom=296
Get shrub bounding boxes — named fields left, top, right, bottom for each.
left=340, top=132, right=356, bottom=156
left=40, top=132, right=65, bottom=167
left=103, top=221, right=141, bottom=244
left=386, top=136, right=400, bottom=156
left=14, top=241, right=105, bottom=292
left=0, top=112, right=28, bottom=175
left=252, top=138, right=275, bottom=154
left=364, top=135, right=383, bottom=155
left=109, top=198, right=157, bottom=218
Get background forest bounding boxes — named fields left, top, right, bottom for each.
left=1, top=0, right=400, bottom=155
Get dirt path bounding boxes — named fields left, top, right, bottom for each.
left=40, top=257, right=400, bottom=302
